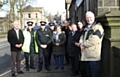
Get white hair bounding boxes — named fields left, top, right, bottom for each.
left=13, top=20, right=19, bottom=25
left=86, top=11, right=95, bottom=18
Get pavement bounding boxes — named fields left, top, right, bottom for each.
left=2, top=55, right=81, bottom=77
left=0, top=38, right=81, bottom=77
left=0, top=38, right=7, bottom=42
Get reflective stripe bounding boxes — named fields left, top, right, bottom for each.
left=34, top=31, right=38, bottom=53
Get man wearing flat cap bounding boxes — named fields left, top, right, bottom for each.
left=36, top=21, right=52, bottom=72
left=22, top=21, right=36, bottom=71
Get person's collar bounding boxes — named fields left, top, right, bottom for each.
left=14, top=28, right=19, bottom=31
left=87, top=25, right=91, bottom=28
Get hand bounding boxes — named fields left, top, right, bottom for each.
left=15, top=44, right=22, bottom=48
left=55, top=43, right=59, bottom=46
left=75, top=42, right=80, bottom=47
left=80, top=44, right=84, bottom=52
left=15, top=44, right=19, bottom=48
left=19, top=44, right=22, bottom=47
left=40, top=44, right=47, bottom=48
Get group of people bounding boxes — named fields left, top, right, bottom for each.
left=7, top=11, right=104, bottom=77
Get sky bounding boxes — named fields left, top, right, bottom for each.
left=33, top=0, right=66, bottom=15
left=0, top=0, right=66, bottom=17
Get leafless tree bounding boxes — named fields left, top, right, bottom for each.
left=0, top=0, right=8, bottom=9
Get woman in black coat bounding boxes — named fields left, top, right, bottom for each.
left=52, top=26, right=66, bottom=70
left=73, top=20, right=86, bottom=77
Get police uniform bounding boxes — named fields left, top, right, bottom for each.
left=48, top=22, right=55, bottom=65
left=36, top=21, right=52, bottom=72
left=22, top=21, right=36, bottom=71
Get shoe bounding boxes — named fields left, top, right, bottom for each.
left=26, top=68, right=29, bottom=71
left=61, top=67, right=64, bottom=70
left=64, top=62, right=70, bottom=65
left=12, top=73, right=16, bottom=77
left=30, top=66, right=36, bottom=69
left=45, top=68, right=51, bottom=71
left=55, top=67, right=58, bottom=69
left=17, top=70, right=24, bottom=74
left=70, top=73, right=79, bottom=76
left=37, top=68, right=42, bottom=72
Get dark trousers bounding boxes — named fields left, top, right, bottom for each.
left=85, top=61, right=100, bottom=77
left=24, top=46, right=34, bottom=68
left=54, top=55, right=64, bottom=67
left=69, top=55, right=79, bottom=74
left=38, top=47, right=49, bottom=69
left=11, top=51, right=22, bottom=74
left=65, top=45, right=70, bottom=64
left=48, top=43, right=53, bottom=65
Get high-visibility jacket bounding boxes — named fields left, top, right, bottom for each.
left=34, top=31, right=38, bottom=53
left=22, top=30, right=38, bottom=53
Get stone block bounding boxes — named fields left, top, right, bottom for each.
left=110, top=8, right=119, bottom=12
left=104, top=0, right=115, bottom=6
left=98, top=8, right=110, bottom=15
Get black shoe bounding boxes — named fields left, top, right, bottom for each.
left=17, top=70, right=24, bottom=74
left=30, top=66, right=36, bottom=69
left=64, top=62, right=70, bottom=65
left=26, top=68, right=29, bottom=71
left=70, top=73, right=79, bottom=76
left=45, top=68, right=51, bottom=71
left=12, top=73, right=16, bottom=77
left=55, top=67, right=58, bottom=69
left=37, top=68, right=42, bottom=72
left=61, top=67, right=64, bottom=70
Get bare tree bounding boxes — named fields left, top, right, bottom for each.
left=9, top=0, right=18, bottom=28
left=16, top=0, right=38, bottom=28
left=16, top=0, right=29, bottom=28
left=0, top=0, right=8, bottom=9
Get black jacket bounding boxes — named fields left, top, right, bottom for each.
left=73, top=30, right=84, bottom=56
left=36, top=28, right=52, bottom=46
left=7, top=28, right=24, bottom=51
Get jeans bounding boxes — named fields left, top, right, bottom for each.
left=54, top=55, right=64, bottom=67
left=85, top=61, right=100, bottom=77
left=24, top=46, right=34, bottom=68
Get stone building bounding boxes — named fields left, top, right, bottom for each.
left=98, top=0, right=120, bottom=15
left=65, top=0, right=120, bottom=23
left=66, top=0, right=120, bottom=77
left=0, top=17, right=9, bottom=32
left=18, top=5, right=48, bottom=28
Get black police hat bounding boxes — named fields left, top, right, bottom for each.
left=27, top=21, right=33, bottom=26
left=40, top=21, right=46, bottom=26
left=49, top=22, right=55, bottom=26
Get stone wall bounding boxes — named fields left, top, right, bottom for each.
left=98, top=0, right=120, bottom=15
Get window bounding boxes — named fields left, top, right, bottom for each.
left=28, top=13, right=31, bottom=18
left=36, top=13, right=38, bottom=18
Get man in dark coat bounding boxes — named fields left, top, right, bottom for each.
left=67, top=24, right=79, bottom=76
left=62, top=19, right=71, bottom=65
left=36, top=21, right=52, bottom=72
left=7, top=20, right=24, bottom=77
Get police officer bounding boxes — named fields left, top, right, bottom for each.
left=22, top=21, right=36, bottom=71
left=48, top=22, right=55, bottom=65
left=36, top=21, right=52, bottom=72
